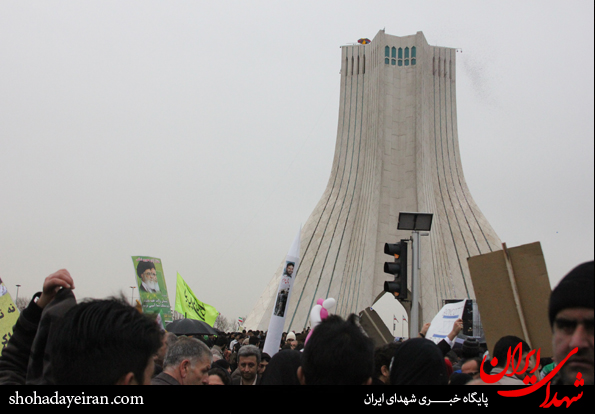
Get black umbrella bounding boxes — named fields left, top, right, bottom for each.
left=165, top=318, right=219, bottom=336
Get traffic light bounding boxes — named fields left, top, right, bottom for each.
left=383, top=239, right=408, bottom=300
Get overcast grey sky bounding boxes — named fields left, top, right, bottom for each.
left=1, top=1, right=593, bottom=325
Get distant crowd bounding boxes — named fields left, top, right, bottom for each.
left=0, top=261, right=592, bottom=386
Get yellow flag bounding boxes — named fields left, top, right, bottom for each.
left=175, top=273, right=218, bottom=326
left=0, top=290, right=20, bottom=357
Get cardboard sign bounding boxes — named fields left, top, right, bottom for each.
left=467, top=242, right=552, bottom=356
left=359, top=307, right=394, bottom=347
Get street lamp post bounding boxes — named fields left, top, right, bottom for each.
left=397, top=212, right=433, bottom=338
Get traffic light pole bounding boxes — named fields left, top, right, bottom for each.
left=409, top=230, right=430, bottom=338
left=396, top=211, right=433, bottom=339
left=410, top=231, right=420, bottom=338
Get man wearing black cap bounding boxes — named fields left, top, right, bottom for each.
left=549, top=261, right=594, bottom=385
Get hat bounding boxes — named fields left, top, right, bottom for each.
left=286, top=332, right=296, bottom=341
left=461, top=337, right=480, bottom=358
left=549, top=261, right=594, bottom=327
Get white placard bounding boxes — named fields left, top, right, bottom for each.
left=425, top=300, right=466, bottom=344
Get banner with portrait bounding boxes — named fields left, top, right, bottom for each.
left=263, top=227, right=301, bottom=357
left=131, top=256, right=172, bottom=328
left=0, top=277, right=19, bottom=357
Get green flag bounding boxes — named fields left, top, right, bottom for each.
left=175, top=273, right=218, bottom=326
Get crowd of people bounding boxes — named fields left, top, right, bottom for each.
left=0, top=261, right=592, bottom=386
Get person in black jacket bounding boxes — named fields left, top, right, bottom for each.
left=0, top=269, right=75, bottom=385
left=0, top=269, right=163, bottom=385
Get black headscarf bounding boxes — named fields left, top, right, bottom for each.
left=260, top=349, right=302, bottom=385
left=389, top=338, right=448, bottom=385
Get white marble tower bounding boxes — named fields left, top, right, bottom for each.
left=245, top=30, right=501, bottom=333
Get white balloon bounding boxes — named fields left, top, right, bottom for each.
left=322, top=298, right=336, bottom=311
left=310, top=304, right=323, bottom=327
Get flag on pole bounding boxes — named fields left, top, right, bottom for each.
left=394, top=315, right=399, bottom=323
left=175, top=272, right=218, bottom=326
left=262, top=227, right=301, bottom=357
left=0, top=277, right=19, bottom=357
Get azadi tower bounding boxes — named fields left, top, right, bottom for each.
left=245, top=30, right=501, bottom=333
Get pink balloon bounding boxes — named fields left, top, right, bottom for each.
left=305, top=297, right=335, bottom=346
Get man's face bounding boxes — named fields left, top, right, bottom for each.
left=155, top=335, right=168, bottom=364
left=461, top=360, right=480, bottom=379
left=239, top=355, right=258, bottom=383
left=552, top=307, right=594, bottom=385
left=523, top=351, right=536, bottom=377
left=141, top=268, right=157, bottom=283
left=185, top=357, right=211, bottom=385
left=141, top=268, right=160, bottom=291
left=508, top=350, right=535, bottom=381
left=286, top=265, right=294, bottom=276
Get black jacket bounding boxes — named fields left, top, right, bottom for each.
left=0, top=288, right=76, bottom=385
